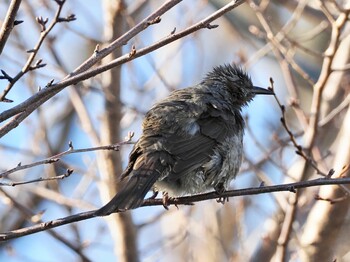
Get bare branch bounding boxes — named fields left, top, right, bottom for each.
left=0, top=0, right=74, bottom=101
left=70, top=0, right=183, bottom=76
left=0, top=0, right=22, bottom=56
left=0, top=0, right=246, bottom=138
left=0, top=188, right=92, bottom=261
left=270, top=79, right=326, bottom=176
left=0, top=169, right=73, bottom=187
left=0, top=140, right=133, bottom=178
left=1, top=176, right=349, bottom=241
left=0, top=158, right=59, bottom=179
left=276, top=8, right=350, bottom=261
left=305, top=11, right=349, bottom=151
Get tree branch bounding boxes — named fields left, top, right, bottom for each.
left=0, top=0, right=22, bottom=56
left=1, top=176, right=350, bottom=241
left=0, top=0, right=245, bottom=138
left=0, top=0, right=74, bottom=101
left=0, top=139, right=133, bottom=178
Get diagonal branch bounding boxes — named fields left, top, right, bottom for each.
left=276, top=9, right=350, bottom=261
left=0, top=0, right=184, bottom=123
left=0, top=0, right=246, bottom=138
left=0, top=0, right=74, bottom=101
left=0, top=0, right=22, bottom=56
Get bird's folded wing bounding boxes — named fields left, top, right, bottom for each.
left=163, top=112, right=232, bottom=179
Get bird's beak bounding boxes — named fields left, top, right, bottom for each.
left=252, top=86, right=274, bottom=95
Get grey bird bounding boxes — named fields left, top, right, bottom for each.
left=96, top=64, right=273, bottom=216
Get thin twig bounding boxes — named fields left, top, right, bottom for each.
left=69, top=0, right=182, bottom=77
left=270, top=78, right=326, bottom=176
left=0, top=158, right=59, bottom=178
left=0, top=169, right=73, bottom=186
left=0, top=0, right=74, bottom=101
left=0, top=140, right=133, bottom=178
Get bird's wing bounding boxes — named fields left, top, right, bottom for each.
left=139, top=95, right=235, bottom=180
left=165, top=106, right=234, bottom=179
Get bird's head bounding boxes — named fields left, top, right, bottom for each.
left=203, top=64, right=274, bottom=107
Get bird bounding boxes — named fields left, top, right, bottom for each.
left=95, top=64, right=274, bottom=216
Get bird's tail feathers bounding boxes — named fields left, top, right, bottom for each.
left=95, top=161, right=163, bottom=216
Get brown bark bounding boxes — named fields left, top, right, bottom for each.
left=98, top=1, right=139, bottom=261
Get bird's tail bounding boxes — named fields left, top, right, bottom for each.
left=95, top=161, right=163, bottom=216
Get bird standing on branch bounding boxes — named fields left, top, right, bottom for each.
left=96, top=64, right=274, bottom=216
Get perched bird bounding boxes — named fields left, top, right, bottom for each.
left=96, top=64, right=273, bottom=215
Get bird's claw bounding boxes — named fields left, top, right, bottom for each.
left=162, top=192, right=178, bottom=210
left=162, top=192, right=170, bottom=209
left=216, top=196, right=229, bottom=204
left=214, top=184, right=229, bottom=204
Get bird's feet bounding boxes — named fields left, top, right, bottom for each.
left=147, top=191, right=178, bottom=209
left=215, top=183, right=229, bottom=204
left=162, top=192, right=178, bottom=210
left=216, top=196, right=229, bottom=204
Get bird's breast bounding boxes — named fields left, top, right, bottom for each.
left=154, top=132, right=244, bottom=197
